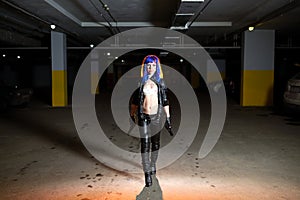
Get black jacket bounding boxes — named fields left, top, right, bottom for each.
left=131, top=77, right=169, bottom=121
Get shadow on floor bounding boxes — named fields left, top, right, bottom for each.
left=136, top=175, right=163, bottom=200
left=0, top=108, right=92, bottom=161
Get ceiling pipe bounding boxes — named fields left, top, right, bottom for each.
left=186, top=0, right=213, bottom=28
left=171, top=0, right=205, bottom=30
left=88, top=0, right=116, bottom=35
left=98, top=0, right=120, bottom=33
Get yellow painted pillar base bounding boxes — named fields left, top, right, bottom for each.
left=52, top=70, right=68, bottom=107
left=91, top=73, right=99, bottom=94
left=207, top=71, right=225, bottom=83
left=241, top=70, right=274, bottom=106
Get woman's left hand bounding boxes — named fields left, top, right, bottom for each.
left=165, top=117, right=173, bottom=136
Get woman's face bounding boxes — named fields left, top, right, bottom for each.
left=146, top=61, right=156, bottom=77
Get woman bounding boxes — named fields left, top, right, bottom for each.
left=130, top=55, right=173, bottom=187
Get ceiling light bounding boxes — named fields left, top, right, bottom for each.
left=180, top=59, right=184, bottom=62
left=103, top=4, right=109, bottom=11
left=181, top=0, right=204, bottom=2
left=90, top=44, right=94, bottom=48
left=159, top=51, right=169, bottom=56
left=175, top=13, right=194, bottom=16
left=121, top=60, right=125, bottom=63
left=115, top=57, right=118, bottom=59
left=17, top=56, right=21, bottom=59
left=107, top=52, right=111, bottom=56
left=248, top=26, right=254, bottom=31
left=2, top=54, right=5, bottom=57
left=50, top=24, right=56, bottom=30
left=170, top=26, right=188, bottom=30
left=164, top=36, right=180, bottom=39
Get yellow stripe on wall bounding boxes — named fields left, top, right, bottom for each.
left=52, top=70, right=68, bottom=107
left=220, top=72, right=226, bottom=80
left=91, top=73, right=99, bottom=94
left=241, top=70, right=274, bottom=106
left=207, top=71, right=225, bottom=83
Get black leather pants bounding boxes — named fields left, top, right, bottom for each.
left=138, top=113, right=162, bottom=174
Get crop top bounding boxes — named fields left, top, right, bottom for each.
left=143, top=86, right=157, bottom=95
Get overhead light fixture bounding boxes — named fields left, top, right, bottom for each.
left=180, top=59, right=184, bottom=62
left=115, top=56, right=118, bottom=59
left=181, top=0, right=204, bottom=2
left=190, top=22, right=232, bottom=27
left=17, top=56, right=21, bottom=59
left=170, top=26, right=188, bottom=30
left=2, top=54, right=6, bottom=58
left=159, top=51, right=169, bottom=56
left=107, top=52, right=111, bottom=56
left=175, top=13, right=194, bottom=16
left=50, top=24, right=56, bottom=30
left=90, top=44, right=94, bottom=48
left=103, top=4, right=109, bottom=11
left=248, top=26, right=254, bottom=31
left=164, top=36, right=180, bottom=39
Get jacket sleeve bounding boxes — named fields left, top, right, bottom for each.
left=160, top=79, right=169, bottom=107
left=130, top=82, right=142, bottom=106
left=130, top=88, right=139, bottom=106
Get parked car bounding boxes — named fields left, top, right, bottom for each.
left=283, top=72, right=300, bottom=112
left=0, top=81, right=33, bottom=110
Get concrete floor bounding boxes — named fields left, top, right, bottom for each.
left=0, top=91, right=299, bottom=200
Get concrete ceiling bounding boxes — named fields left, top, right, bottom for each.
left=1, top=0, right=300, bottom=47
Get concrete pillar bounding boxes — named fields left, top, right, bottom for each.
left=214, top=59, right=226, bottom=80
left=195, top=52, right=207, bottom=89
left=241, top=30, right=275, bottom=106
left=207, top=59, right=225, bottom=83
left=51, top=31, right=68, bottom=107
left=91, top=51, right=99, bottom=94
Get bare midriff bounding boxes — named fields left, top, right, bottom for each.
left=143, top=80, right=158, bottom=115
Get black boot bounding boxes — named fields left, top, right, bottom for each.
left=144, top=172, right=152, bottom=187
left=150, top=165, right=156, bottom=175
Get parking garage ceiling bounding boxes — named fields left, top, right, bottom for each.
left=1, top=0, right=300, bottom=47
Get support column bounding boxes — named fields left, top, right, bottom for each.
left=51, top=31, right=68, bottom=107
left=241, top=30, right=275, bottom=106
left=212, top=59, right=226, bottom=80
left=91, top=51, right=99, bottom=94
left=207, top=59, right=225, bottom=83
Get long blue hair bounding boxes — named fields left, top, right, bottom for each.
left=140, top=55, right=163, bottom=84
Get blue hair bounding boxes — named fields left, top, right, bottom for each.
left=141, top=55, right=161, bottom=84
